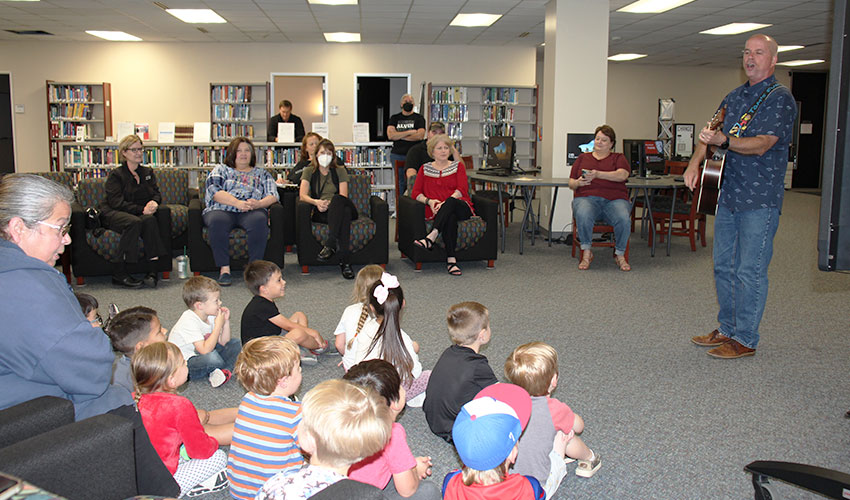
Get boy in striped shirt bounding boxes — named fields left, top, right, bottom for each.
left=228, top=336, right=304, bottom=500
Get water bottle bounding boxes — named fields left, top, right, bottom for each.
left=176, top=247, right=190, bottom=279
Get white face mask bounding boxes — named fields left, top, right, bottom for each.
left=318, top=154, right=333, bottom=168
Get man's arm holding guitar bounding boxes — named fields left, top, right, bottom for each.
left=684, top=129, right=779, bottom=191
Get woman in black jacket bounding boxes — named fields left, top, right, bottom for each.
left=100, top=134, right=168, bottom=288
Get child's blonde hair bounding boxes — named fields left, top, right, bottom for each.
left=504, top=341, right=559, bottom=397
left=131, top=341, right=183, bottom=406
left=348, top=264, right=384, bottom=350
left=234, top=336, right=300, bottom=395
left=447, top=301, right=489, bottom=345
left=300, top=379, right=392, bottom=468
left=182, top=276, right=220, bottom=309
left=461, top=459, right=511, bottom=486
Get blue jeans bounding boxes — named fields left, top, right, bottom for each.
left=713, top=205, right=780, bottom=349
left=202, top=209, right=269, bottom=267
left=391, top=153, right=408, bottom=197
left=572, top=196, right=631, bottom=255
left=187, top=338, right=241, bottom=380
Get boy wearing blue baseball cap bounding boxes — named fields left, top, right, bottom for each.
left=442, top=384, right=545, bottom=500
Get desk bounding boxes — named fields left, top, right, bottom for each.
left=626, top=175, right=685, bottom=257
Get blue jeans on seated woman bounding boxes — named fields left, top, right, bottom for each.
left=187, top=338, right=241, bottom=380
left=572, top=196, right=631, bottom=255
left=202, top=209, right=269, bottom=267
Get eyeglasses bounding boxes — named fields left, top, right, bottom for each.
left=92, top=314, right=103, bottom=327
left=126, top=147, right=144, bottom=153
left=37, top=220, right=72, bottom=236
left=742, top=49, right=768, bottom=57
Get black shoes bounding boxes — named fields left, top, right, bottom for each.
left=340, top=263, right=355, bottom=280
left=318, top=245, right=336, bottom=261
left=112, top=274, right=143, bottom=288
left=143, top=273, right=158, bottom=288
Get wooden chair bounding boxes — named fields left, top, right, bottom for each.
left=571, top=219, right=630, bottom=262
left=651, top=177, right=706, bottom=252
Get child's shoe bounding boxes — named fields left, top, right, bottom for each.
left=300, top=348, right=318, bottom=366
left=575, top=450, right=601, bottom=478
left=309, top=340, right=340, bottom=356
left=209, top=368, right=231, bottom=388
left=187, top=470, right=228, bottom=497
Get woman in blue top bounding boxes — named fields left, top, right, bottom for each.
left=203, top=137, right=279, bottom=286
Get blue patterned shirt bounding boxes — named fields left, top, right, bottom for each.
left=717, top=75, right=797, bottom=212
left=203, top=165, right=279, bottom=215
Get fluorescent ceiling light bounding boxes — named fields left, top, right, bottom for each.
left=166, top=9, right=226, bottom=24
left=450, top=13, right=502, bottom=27
left=700, top=23, right=771, bottom=35
left=308, top=0, right=357, bottom=4
left=617, top=0, right=695, bottom=14
left=86, top=30, right=142, bottom=41
left=778, top=59, right=824, bottom=66
left=778, top=45, right=804, bottom=52
left=608, top=53, right=647, bottom=61
left=324, top=32, right=360, bottom=43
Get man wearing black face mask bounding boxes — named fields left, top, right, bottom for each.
left=387, top=94, right=426, bottom=196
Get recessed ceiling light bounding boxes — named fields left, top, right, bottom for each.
left=86, top=30, right=142, bottom=41
left=166, top=9, right=226, bottom=24
left=778, top=45, right=805, bottom=52
left=700, top=23, right=771, bottom=35
left=308, top=0, right=357, bottom=4
left=324, top=32, right=360, bottom=43
left=617, top=0, right=695, bottom=14
left=450, top=13, right=502, bottom=27
left=778, top=59, right=824, bottom=66
left=608, top=53, right=647, bottom=61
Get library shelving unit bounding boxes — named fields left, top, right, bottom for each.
left=426, top=83, right=538, bottom=171
left=46, top=81, right=112, bottom=171
left=336, top=142, right=394, bottom=208
left=209, top=82, right=270, bottom=142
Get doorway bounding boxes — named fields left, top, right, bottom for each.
left=271, top=73, right=327, bottom=135
left=0, top=73, right=14, bottom=174
left=790, top=71, right=828, bottom=189
left=355, top=74, right=410, bottom=142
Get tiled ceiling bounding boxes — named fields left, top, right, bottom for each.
left=0, top=0, right=834, bottom=67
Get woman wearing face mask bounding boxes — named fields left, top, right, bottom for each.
left=299, top=139, right=358, bottom=279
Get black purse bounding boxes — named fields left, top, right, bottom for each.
left=85, top=207, right=105, bottom=236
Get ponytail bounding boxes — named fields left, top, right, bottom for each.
left=367, top=278, right=413, bottom=385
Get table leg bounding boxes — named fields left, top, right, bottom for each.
left=644, top=189, right=657, bottom=257
left=519, top=185, right=536, bottom=255
left=667, top=186, right=676, bottom=256
left=497, top=187, right=506, bottom=253
left=548, top=186, right=558, bottom=247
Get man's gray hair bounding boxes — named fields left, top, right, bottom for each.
left=0, top=174, right=73, bottom=240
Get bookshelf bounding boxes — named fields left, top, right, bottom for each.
left=209, top=82, right=270, bottom=142
left=46, top=81, right=112, bottom=171
left=427, top=84, right=538, bottom=171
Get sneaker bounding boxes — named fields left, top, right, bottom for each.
left=576, top=451, right=601, bottom=478
left=300, top=348, right=318, bottom=366
left=217, top=273, right=232, bottom=286
left=209, top=368, right=230, bottom=388
left=187, top=470, right=228, bottom=497
left=317, top=245, right=335, bottom=261
left=309, top=341, right=340, bottom=356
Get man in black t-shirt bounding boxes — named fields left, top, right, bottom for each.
left=267, top=99, right=306, bottom=142
left=387, top=93, right=425, bottom=195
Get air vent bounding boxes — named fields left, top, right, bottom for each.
left=5, top=30, right=54, bottom=36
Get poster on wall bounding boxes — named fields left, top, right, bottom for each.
left=674, top=123, right=695, bottom=158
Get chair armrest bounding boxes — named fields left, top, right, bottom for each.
left=471, top=193, right=498, bottom=228
left=397, top=195, right=427, bottom=250
left=369, top=195, right=389, bottom=226
left=745, top=460, right=850, bottom=498
left=0, top=396, right=74, bottom=449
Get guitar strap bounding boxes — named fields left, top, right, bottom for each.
left=727, top=82, right=783, bottom=138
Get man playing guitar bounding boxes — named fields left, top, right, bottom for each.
left=683, top=34, right=797, bottom=359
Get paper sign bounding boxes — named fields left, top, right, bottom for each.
left=800, top=122, right=813, bottom=135
left=75, top=125, right=86, bottom=142
left=158, top=122, right=175, bottom=143
left=312, top=122, right=329, bottom=138
left=353, top=122, right=370, bottom=143
left=277, top=122, right=295, bottom=143
left=135, top=123, right=150, bottom=141
left=115, top=121, right=134, bottom=142
left=193, top=122, right=211, bottom=143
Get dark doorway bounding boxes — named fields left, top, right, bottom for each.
left=357, top=77, right=390, bottom=142
left=790, top=71, right=828, bottom=189
left=0, top=74, right=14, bottom=174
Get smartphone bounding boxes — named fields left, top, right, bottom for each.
left=0, top=474, right=22, bottom=500
left=581, top=169, right=590, bottom=177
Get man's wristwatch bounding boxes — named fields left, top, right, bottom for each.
left=720, top=136, right=730, bottom=150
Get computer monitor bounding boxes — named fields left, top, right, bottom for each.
left=566, top=133, right=596, bottom=165
left=642, top=140, right=666, bottom=175
left=485, top=136, right=515, bottom=174
left=622, top=139, right=645, bottom=172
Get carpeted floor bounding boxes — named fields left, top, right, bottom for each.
left=75, top=190, right=850, bottom=499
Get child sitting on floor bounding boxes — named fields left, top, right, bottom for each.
left=256, top=379, right=392, bottom=500
left=334, top=264, right=383, bottom=357
left=241, top=260, right=332, bottom=365
left=132, top=341, right=230, bottom=497
left=505, top=341, right=601, bottom=495
left=169, top=276, right=241, bottom=387
left=74, top=291, right=102, bottom=328
left=423, top=301, right=498, bottom=442
left=228, top=336, right=305, bottom=500
left=344, top=359, right=440, bottom=500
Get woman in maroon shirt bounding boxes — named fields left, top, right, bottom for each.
left=410, top=135, right=474, bottom=276
left=568, top=125, right=631, bottom=271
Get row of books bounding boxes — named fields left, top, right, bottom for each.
left=339, top=146, right=389, bottom=167
left=482, top=87, right=520, bottom=104
left=63, top=146, right=202, bottom=168
left=49, top=122, right=92, bottom=139
left=49, top=85, right=94, bottom=103
left=430, top=103, right=468, bottom=123
left=211, top=85, right=254, bottom=103
left=211, top=123, right=255, bottom=141
left=212, top=104, right=253, bottom=121
left=50, top=103, right=93, bottom=120
left=431, top=87, right=468, bottom=104
left=481, top=104, right=515, bottom=122
left=264, top=147, right=302, bottom=167
left=445, top=122, right=463, bottom=140
left=483, top=123, right=516, bottom=138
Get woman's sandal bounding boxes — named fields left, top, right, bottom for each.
left=578, top=251, right=593, bottom=270
left=447, top=263, right=462, bottom=276
left=414, top=237, right=434, bottom=250
left=614, top=255, right=631, bottom=272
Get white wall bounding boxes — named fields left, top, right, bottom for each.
left=2, top=41, right=536, bottom=172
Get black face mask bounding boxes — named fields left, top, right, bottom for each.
left=402, top=102, right=413, bottom=112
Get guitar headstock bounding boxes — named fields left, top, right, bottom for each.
left=707, top=107, right=726, bottom=131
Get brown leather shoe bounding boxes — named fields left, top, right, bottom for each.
left=691, top=329, right=729, bottom=347
left=707, top=339, right=755, bottom=359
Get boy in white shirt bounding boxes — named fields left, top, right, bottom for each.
left=169, top=276, right=241, bottom=387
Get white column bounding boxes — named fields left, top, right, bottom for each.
left=541, top=0, right=609, bottom=236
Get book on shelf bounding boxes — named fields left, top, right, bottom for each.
left=431, top=86, right=467, bottom=103
left=212, top=103, right=251, bottom=121
left=482, top=87, right=518, bottom=104
left=211, top=85, right=253, bottom=103
left=49, top=84, right=93, bottom=102
left=174, top=125, right=194, bottom=142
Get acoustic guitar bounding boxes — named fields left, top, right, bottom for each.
left=696, top=107, right=727, bottom=215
